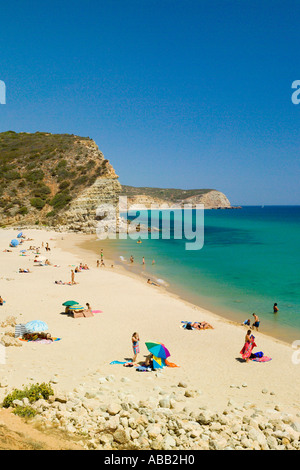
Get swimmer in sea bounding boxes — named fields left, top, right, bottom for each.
left=273, top=303, right=279, bottom=313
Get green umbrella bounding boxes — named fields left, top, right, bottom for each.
left=62, top=301, right=79, bottom=307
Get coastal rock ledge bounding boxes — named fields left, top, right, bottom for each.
left=3, top=379, right=299, bottom=451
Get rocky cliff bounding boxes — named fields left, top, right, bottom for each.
left=0, top=131, right=234, bottom=234
left=120, top=187, right=232, bottom=209
left=0, top=131, right=122, bottom=231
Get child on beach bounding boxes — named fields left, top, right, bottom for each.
left=132, top=332, right=140, bottom=362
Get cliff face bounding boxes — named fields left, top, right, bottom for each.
left=183, top=190, right=231, bottom=209
left=0, top=131, right=233, bottom=234
left=0, top=132, right=121, bottom=230
left=60, top=176, right=122, bottom=233
left=121, top=189, right=231, bottom=209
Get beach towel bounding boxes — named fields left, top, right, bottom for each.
left=136, top=366, right=152, bottom=372
left=92, top=310, right=103, bottom=314
left=251, top=356, right=272, bottom=362
left=165, top=359, right=179, bottom=368
left=110, top=360, right=141, bottom=368
left=110, top=360, right=129, bottom=365
left=240, top=340, right=257, bottom=360
left=19, top=337, right=61, bottom=343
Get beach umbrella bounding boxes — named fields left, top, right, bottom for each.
left=152, top=356, right=166, bottom=369
left=69, top=305, right=84, bottom=311
left=62, top=300, right=79, bottom=307
left=145, top=342, right=171, bottom=359
left=17, top=232, right=23, bottom=238
left=25, top=320, right=48, bottom=333
left=10, top=239, right=19, bottom=247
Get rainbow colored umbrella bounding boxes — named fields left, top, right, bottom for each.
left=145, top=342, right=170, bottom=359
left=152, top=356, right=166, bottom=369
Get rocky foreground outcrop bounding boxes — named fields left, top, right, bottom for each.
left=2, top=375, right=299, bottom=451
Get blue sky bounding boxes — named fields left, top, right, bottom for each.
left=0, top=0, right=299, bottom=205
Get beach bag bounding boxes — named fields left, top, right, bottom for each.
left=254, top=351, right=264, bottom=358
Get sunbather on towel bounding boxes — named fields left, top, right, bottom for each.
left=23, top=332, right=53, bottom=342
left=191, top=321, right=214, bottom=330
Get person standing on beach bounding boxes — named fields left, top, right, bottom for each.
left=97, top=259, right=100, bottom=268
left=130, top=255, right=134, bottom=264
left=252, top=313, right=260, bottom=331
left=142, top=257, right=145, bottom=265
left=240, top=330, right=256, bottom=363
left=71, top=269, right=75, bottom=285
left=100, top=249, right=104, bottom=263
left=132, top=332, right=140, bottom=362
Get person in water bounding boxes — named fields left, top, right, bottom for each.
left=147, top=279, right=160, bottom=287
left=273, top=303, right=279, bottom=313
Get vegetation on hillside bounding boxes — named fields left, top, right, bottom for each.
left=0, top=131, right=111, bottom=224
left=120, top=185, right=214, bottom=203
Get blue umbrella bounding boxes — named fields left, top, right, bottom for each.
left=17, top=232, right=23, bottom=238
left=10, top=239, right=19, bottom=247
left=25, top=320, right=48, bottom=333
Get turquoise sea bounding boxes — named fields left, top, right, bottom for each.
left=89, top=206, right=300, bottom=344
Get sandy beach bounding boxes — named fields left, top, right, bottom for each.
left=0, top=227, right=299, bottom=423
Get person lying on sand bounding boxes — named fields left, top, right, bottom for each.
left=3, top=249, right=12, bottom=252
left=147, top=279, right=160, bottom=287
left=0, top=296, right=4, bottom=306
left=55, top=280, right=73, bottom=285
left=191, top=321, right=214, bottom=330
left=19, top=268, right=31, bottom=273
left=182, top=321, right=213, bottom=330
left=23, top=332, right=53, bottom=342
